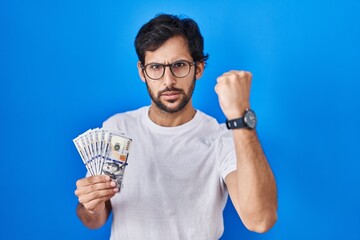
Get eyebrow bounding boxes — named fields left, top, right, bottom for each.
left=145, top=59, right=191, bottom=65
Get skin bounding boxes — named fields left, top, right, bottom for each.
left=75, top=35, right=277, bottom=232
left=74, top=175, right=117, bottom=229
left=215, top=70, right=278, bottom=232
left=137, top=36, right=204, bottom=127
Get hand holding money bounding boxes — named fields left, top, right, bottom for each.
left=73, top=128, right=132, bottom=212
left=75, top=175, right=118, bottom=214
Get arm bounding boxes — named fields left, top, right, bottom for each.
left=74, top=175, right=118, bottom=229
left=76, top=200, right=112, bottom=229
left=215, top=70, right=277, bottom=233
left=225, top=130, right=277, bottom=232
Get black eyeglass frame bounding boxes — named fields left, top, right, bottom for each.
left=141, top=60, right=196, bottom=80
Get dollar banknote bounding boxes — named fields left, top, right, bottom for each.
left=73, top=128, right=132, bottom=189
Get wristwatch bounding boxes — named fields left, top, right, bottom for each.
left=226, top=109, right=257, bottom=130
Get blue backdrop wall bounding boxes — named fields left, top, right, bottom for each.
left=1, top=0, right=359, bottom=239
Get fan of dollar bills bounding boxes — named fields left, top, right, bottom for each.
left=73, top=128, right=132, bottom=189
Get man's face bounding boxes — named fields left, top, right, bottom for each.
left=106, top=163, right=118, bottom=172
left=138, top=36, right=204, bottom=113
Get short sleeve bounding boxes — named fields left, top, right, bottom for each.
left=217, top=125, right=237, bottom=181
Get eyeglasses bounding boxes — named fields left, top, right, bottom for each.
left=141, top=60, right=196, bottom=80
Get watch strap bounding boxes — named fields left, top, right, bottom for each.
left=226, top=117, right=246, bottom=129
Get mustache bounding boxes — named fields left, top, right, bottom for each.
left=158, top=87, right=184, bottom=95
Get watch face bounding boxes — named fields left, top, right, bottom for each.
left=244, top=110, right=257, bottom=129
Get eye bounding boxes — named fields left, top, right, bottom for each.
left=148, top=64, right=163, bottom=71
left=172, top=61, right=187, bottom=69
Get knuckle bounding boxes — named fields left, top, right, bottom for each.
left=234, top=71, right=243, bottom=79
left=78, top=195, right=85, bottom=204
left=95, top=175, right=107, bottom=183
left=244, top=71, right=252, bottom=80
left=90, top=184, right=99, bottom=192
left=92, top=190, right=101, bottom=199
left=76, top=179, right=82, bottom=187
left=87, top=176, right=95, bottom=184
left=102, top=175, right=110, bottom=182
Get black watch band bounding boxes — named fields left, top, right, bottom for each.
left=226, top=118, right=246, bottom=129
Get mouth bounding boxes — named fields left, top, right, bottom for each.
left=160, top=91, right=181, bottom=101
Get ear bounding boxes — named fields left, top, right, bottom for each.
left=195, top=61, right=205, bottom=80
left=137, top=61, right=146, bottom=82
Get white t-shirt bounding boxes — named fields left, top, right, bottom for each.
left=102, top=106, right=237, bottom=240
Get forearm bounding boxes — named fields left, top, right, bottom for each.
left=233, top=129, right=277, bottom=231
left=76, top=200, right=111, bottom=229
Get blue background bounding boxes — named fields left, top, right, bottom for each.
left=1, top=0, right=359, bottom=239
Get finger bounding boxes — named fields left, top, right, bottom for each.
left=83, top=195, right=114, bottom=212
left=228, top=70, right=252, bottom=79
left=216, top=75, right=225, bottom=83
left=75, top=180, right=117, bottom=196
left=78, top=188, right=118, bottom=205
left=217, top=71, right=241, bottom=83
left=236, top=70, right=246, bottom=77
left=214, top=83, right=220, bottom=94
left=76, top=175, right=111, bottom=188
left=236, top=70, right=252, bottom=80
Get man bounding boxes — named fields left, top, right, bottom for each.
left=74, top=14, right=277, bottom=239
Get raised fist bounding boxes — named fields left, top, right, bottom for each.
left=215, top=70, right=252, bottom=119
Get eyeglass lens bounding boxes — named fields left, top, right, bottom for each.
left=144, top=61, right=192, bottom=80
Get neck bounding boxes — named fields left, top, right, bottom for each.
left=148, top=102, right=196, bottom=127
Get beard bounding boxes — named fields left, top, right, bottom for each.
left=145, top=75, right=196, bottom=114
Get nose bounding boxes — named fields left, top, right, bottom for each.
left=162, top=66, right=176, bottom=87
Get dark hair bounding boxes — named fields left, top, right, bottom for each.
left=134, top=14, right=209, bottom=65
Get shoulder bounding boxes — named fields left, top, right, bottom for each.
left=194, top=110, right=231, bottom=142
left=196, top=110, right=228, bottom=133
left=102, top=106, right=148, bottom=130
